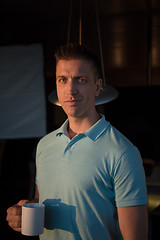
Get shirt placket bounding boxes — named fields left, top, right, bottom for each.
left=63, top=133, right=85, bottom=162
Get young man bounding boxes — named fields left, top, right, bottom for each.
left=7, top=43, right=148, bottom=239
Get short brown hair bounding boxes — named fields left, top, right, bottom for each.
left=55, top=42, right=102, bottom=79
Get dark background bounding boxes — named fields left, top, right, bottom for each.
left=0, top=0, right=160, bottom=239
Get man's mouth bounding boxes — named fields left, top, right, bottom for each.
left=65, top=99, right=81, bottom=105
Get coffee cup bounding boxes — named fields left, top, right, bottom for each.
left=21, top=203, right=45, bottom=236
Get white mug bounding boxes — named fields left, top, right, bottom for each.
left=21, top=203, right=45, bottom=236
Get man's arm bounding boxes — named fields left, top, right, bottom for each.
left=6, top=185, right=39, bottom=232
left=117, top=205, right=148, bottom=240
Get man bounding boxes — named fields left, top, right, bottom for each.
left=7, top=43, right=148, bottom=239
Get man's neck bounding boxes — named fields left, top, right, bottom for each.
left=67, top=112, right=100, bottom=139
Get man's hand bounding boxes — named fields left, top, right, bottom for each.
left=6, top=199, right=29, bottom=232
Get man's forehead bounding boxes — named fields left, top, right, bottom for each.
left=56, top=59, right=93, bottom=72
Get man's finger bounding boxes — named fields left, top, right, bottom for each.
left=17, top=199, right=29, bottom=206
left=7, top=205, right=22, bottom=216
left=6, top=213, right=21, bottom=222
left=12, top=227, right=21, bottom=232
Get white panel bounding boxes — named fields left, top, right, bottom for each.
left=0, top=44, right=47, bottom=139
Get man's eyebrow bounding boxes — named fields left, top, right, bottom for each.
left=56, top=75, right=88, bottom=79
left=56, top=75, right=66, bottom=78
left=74, top=75, right=87, bottom=78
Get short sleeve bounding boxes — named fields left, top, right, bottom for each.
left=113, top=146, right=148, bottom=207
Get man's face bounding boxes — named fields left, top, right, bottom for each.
left=56, top=59, right=102, bottom=119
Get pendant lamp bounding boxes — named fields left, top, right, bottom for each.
left=48, top=0, right=119, bottom=106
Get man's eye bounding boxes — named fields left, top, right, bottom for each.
left=58, top=78, right=66, bottom=83
left=79, top=78, right=87, bottom=83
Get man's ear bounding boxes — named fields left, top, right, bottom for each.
left=95, top=78, right=103, bottom=97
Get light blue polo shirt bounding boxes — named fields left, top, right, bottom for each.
left=36, top=115, right=148, bottom=240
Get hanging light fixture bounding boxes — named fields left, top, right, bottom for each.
left=48, top=0, right=118, bottom=106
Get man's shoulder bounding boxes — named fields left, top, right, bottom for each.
left=104, top=123, right=135, bottom=156
left=37, top=128, right=59, bottom=149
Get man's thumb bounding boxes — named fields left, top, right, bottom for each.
left=17, top=199, right=29, bottom=207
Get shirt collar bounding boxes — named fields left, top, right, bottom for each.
left=56, top=118, right=69, bottom=137
left=83, top=114, right=110, bottom=141
left=56, top=114, right=110, bottom=141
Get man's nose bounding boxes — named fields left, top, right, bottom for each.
left=67, top=79, right=77, bottom=94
